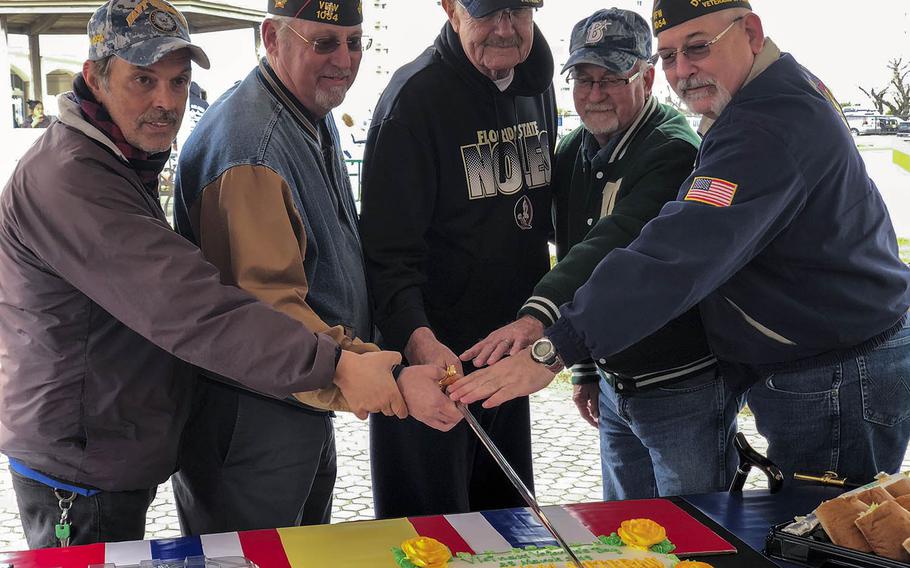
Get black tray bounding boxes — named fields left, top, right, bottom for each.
left=766, top=521, right=910, bottom=568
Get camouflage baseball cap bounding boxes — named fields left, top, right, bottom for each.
left=458, top=0, right=542, bottom=19
left=561, top=8, right=651, bottom=75
left=88, top=0, right=210, bottom=69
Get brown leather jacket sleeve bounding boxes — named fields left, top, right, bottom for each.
left=192, top=165, right=379, bottom=411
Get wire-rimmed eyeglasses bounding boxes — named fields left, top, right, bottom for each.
left=284, top=24, right=373, bottom=55
left=566, top=66, right=646, bottom=94
left=650, top=16, right=744, bottom=69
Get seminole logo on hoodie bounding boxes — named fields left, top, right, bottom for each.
left=460, top=120, right=551, bottom=202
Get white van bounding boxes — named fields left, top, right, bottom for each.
left=845, top=112, right=899, bottom=136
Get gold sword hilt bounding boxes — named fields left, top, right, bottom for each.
left=793, top=470, right=860, bottom=488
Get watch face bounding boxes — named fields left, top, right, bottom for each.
left=532, top=339, right=553, bottom=361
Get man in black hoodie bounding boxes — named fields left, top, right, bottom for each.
left=360, top=0, right=556, bottom=518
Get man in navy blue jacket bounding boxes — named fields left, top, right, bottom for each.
left=450, top=0, right=910, bottom=485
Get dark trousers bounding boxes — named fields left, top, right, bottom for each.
left=370, top=396, right=533, bottom=518
left=10, top=468, right=156, bottom=548
left=172, top=381, right=336, bottom=535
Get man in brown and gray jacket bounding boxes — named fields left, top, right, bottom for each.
left=0, top=0, right=408, bottom=549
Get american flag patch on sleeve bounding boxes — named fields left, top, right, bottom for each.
left=684, top=176, right=738, bottom=207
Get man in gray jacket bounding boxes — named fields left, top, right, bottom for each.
left=0, top=0, right=407, bottom=549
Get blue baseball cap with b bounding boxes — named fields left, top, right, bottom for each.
left=458, top=0, right=543, bottom=19
left=561, top=8, right=651, bottom=75
left=87, top=0, right=210, bottom=69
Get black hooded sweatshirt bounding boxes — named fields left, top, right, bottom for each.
left=360, top=21, right=557, bottom=355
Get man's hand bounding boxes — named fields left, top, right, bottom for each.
left=405, top=327, right=463, bottom=375
left=447, top=348, right=556, bottom=408
left=333, top=350, right=408, bottom=420
left=572, top=383, right=600, bottom=428
left=398, top=365, right=464, bottom=432
left=460, top=316, right=545, bottom=368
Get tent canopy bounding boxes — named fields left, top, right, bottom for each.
left=0, top=1, right=265, bottom=35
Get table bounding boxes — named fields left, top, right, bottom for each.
left=0, top=490, right=841, bottom=568
left=684, top=486, right=846, bottom=567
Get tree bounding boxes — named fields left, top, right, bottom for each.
left=860, top=58, right=910, bottom=118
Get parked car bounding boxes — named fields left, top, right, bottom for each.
left=845, top=113, right=900, bottom=136
left=898, top=120, right=910, bottom=137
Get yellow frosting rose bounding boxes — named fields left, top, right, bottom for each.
left=400, top=536, right=452, bottom=568
left=617, top=519, right=667, bottom=550
left=675, top=561, right=714, bottom=568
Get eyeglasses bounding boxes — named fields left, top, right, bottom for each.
left=566, top=67, right=646, bottom=94
left=284, top=24, right=373, bottom=55
left=650, top=16, right=743, bottom=69
left=468, top=6, right=534, bottom=26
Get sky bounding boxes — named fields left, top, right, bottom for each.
left=190, top=0, right=910, bottom=126
left=12, top=1, right=910, bottom=123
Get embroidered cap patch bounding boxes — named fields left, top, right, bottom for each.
left=684, top=176, right=738, bottom=207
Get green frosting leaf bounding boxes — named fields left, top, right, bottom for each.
left=649, top=539, right=676, bottom=555
left=602, top=533, right=624, bottom=546
left=391, top=547, right=419, bottom=568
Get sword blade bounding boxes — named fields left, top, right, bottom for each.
left=456, top=402, right=584, bottom=568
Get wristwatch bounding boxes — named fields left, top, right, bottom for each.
left=530, top=337, right=564, bottom=373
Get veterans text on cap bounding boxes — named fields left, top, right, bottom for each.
left=88, top=0, right=210, bottom=68
left=562, top=8, right=651, bottom=75
left=458, top=0, right=543, bottom=20
left=652, top=0, right=751, bottom=35
left=269, top=0, right=364, bottom=26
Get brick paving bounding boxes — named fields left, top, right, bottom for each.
left=3, top=382, right=908, bottom=552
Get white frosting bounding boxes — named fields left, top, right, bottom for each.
left=447, top=543, right=678, bottom=567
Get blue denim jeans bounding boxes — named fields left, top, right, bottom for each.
left=746, top=318, right=910, bottom=485
left=597, top=366, right=743, bottom=500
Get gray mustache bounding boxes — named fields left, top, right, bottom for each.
left=140, top=111, right=179, bottom=126
left=484, top=39, right=520, bottom=48
left=677, top=77, right=717, bottom=92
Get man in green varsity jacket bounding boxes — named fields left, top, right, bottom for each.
left=462, top=8, right=742, bottom=499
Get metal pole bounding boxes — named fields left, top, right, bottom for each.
left=0, top=16, right=13, bottom=128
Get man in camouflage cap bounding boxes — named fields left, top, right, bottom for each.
left=0, top=0, right=415, bottom=548
left=449, top=0, right=910, bottom=490
left=464, top=8, right=735, bottom=501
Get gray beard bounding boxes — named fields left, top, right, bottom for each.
left=678, top=79, right=733, bottom=117
left=315, top=85, right=348, bottom=112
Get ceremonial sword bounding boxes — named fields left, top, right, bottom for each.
left=440, top=369, right=585, bottom=568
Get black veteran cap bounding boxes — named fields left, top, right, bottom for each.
left=88, top=0, right=210, bottom=69
left=459, top=0, right=543, bottom=19
left=562, top=8, right=651, bottom=75
left=269, top=0, right=363, bottom=25
left=652, top=0, right=751, bottom=35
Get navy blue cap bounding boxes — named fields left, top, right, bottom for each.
left=88, top=0, right=210, bottom=69
left=562, top=8, right=651, bottom=75
left=458, top=0, right=543, bottom=19
left=268, top=0, right=363, bottom=25
left=653, top=0, right=751, bottom=36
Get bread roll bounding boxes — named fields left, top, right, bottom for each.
left=815, top=497, right=873, bottom=552
left=885, top=477, right=910, bottom=498
left=854, top=486, right=895, bottom=506
left=854, top=501, right=910, bottom=562
left=903, top=536, right=910, bottom=557
left=895, top=494, right=910, bottom=511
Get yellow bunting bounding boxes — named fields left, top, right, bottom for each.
left=278, top=518, right=418, bottom=567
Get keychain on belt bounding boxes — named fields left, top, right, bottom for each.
left=53, top=489, right=76, bottom=547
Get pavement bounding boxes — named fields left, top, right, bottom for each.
left=3, top=382, right=909, bottom=552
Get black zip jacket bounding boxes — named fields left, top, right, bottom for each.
left=360, top=22, right=557, bottom=354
